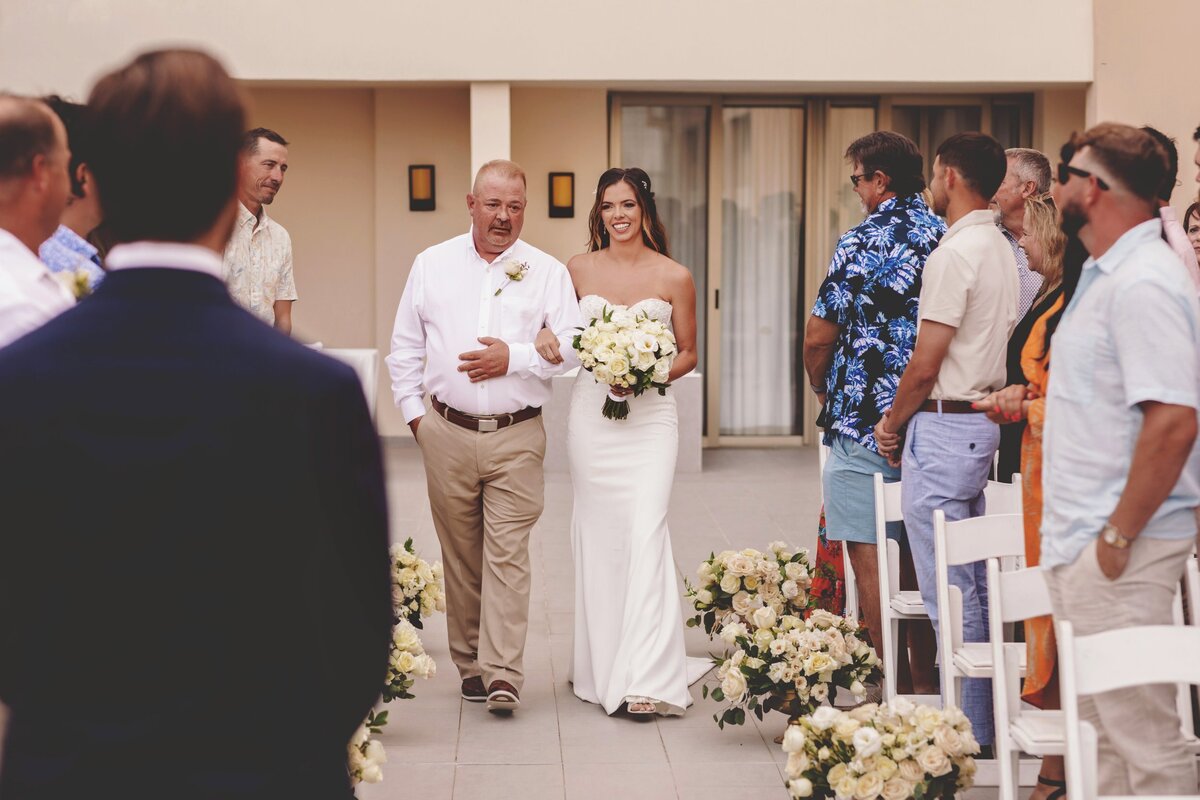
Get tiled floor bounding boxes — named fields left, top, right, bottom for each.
left=363, top=441, right=911, bottom=800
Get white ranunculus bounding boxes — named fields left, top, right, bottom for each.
left=853, top=772, right=884, bottom=800
left=720, top=573, right=741, bottom=594
left=917, top=745, right=952, bottom=777
left=782, top=724, right=807, bottom=753
left=751, top=606, right=777, bottom=630
left=808, top=705, right=841, bottom=731
left=852, top=726, right=883, bottom=758
left=789, top=777, right=814, bottom=798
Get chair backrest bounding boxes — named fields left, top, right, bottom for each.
left=1059, top=621, right=1200, bottom=799
left=984, top=474, right=1024, bottom=516
left=935, top=511, right=1025, bottom=566
left=990, top=560, right=1052, bottom=625
left=873, top=472, right=903, bottom=527
left=1186, top=557, right=1199, bottom=628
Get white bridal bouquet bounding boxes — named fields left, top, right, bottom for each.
left=705, top=608, right=877, bottom=729
left=390, top=538, right=446, bottom=629
left=572, top=304, right=676, bottom=419
left=348, top=710, right=389, bottom=786
left=781, top=699, right=979, bottom=800
left=685, top=542, right=815, bottom=636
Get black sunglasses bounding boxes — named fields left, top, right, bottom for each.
left=1057, top=163, right=1110, bottom=191
left=850, top=171, right=875, bottom=187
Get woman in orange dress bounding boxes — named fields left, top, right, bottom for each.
left=977, top=193, right=1084, bottom=800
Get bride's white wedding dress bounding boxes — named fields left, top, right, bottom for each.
left=567, top=294, right=711, bottom=715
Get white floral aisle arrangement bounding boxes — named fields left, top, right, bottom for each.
left=781, top=699, right=979, bottom=800
left=705, top=608, right=877, bottom=729
left=348, top=710, right=389, bottom=786
left=685, top=542, right=815, bottom=636
left=572, top=304, right=676, bottom=419
left=391, top=538, right=445, bottom=628
left=383, top=618, right=437, bottom=701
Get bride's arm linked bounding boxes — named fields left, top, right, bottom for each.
left=667, top=267, right=698, bottom=382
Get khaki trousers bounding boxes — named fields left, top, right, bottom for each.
left=416, top=407, right=546, bottom=691
left=1046, top=535, right=1198, bottom=795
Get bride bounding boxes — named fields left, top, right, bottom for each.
left=535, top=167, right=706, bottom=716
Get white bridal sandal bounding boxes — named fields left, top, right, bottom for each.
left=624, top=696, right=657, bottom=716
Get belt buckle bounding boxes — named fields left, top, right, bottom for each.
left=477, top=418, right=499, bottom=433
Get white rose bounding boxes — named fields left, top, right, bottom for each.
left=850, top=680, right=866, bottom=698
left=874, top=757, right=897, bottom=781
left=932, top=725, right=965, bottom=758
left=781, top=580, right=800, bottom=599
left=833, top=772, right=859, bottom=799
left=743, top=575, right=760, bottom=591
left=803, top=652, right=835, bottom=676
left=897, top=758, right=924, bottom=783
left=657, top=333, right=677, bottom=355
left=721, top=622, right=748, bottom=645
left=782, top=724, right=807, bottom=753
left=393, top=623, right=420, bottom=651
left=395, top=650, right=416, bottom=673
left=610, top=308, right=636, bottom=328
left=416, top=561, right=435, bottom=583
left=593, top=364, right=613, bottom=384
left=349, top=724, right=370, bottom=748
left=652, top=358, right=671, bottom=382
left=808, top=705, right=841, bottom=731
left=789, top=777, right=814, bottom=798
left=579, top=326, right=599, bottom=347
left=854, top=772, right=884, bottom=800
left=833, top=717, right=861, bottom=741
left=784, top=561, right=805, bottom=581
left=808, top=609, right=841, bottom=629
left=697, top=561, right=716, bottom=583
left=768, top=662, right=790, bottom=684
left=917, top=745, right=952, bottom=777
left=751, top=606, right=777, bottom=630
left=913, top=705, right=941, bottom=734
left=753, top=627, right=775, bottom=651
left=720, top=573, right=742, bottom=594
left=889, top=696, right=915, bottom=719
left=608, top=355, right=630, bottom=377
left=721, top=668, right=748, bottom=702
left=731, top=591, right=761, bottom=615
left=696, top=589, right=714, bottom=605
left=880, top=777, right=912, bottom=800
left=852, top=726, right=883, bottom=758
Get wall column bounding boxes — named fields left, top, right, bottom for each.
left=470, top=82, right=511, bottom=179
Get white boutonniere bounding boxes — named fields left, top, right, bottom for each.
left=53, top=267, right=92, bottom=300
left=494, top=259, right=531, bottom=296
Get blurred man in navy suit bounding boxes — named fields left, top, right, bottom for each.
left=0, top=49, right=392, bottom=799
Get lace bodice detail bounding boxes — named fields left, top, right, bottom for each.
left=578, top=294, right=674, bottom=328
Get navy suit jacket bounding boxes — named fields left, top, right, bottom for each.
left=0, top=267, right=392, bottom=799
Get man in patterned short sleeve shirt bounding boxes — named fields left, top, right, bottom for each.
left=222, top=127, right=297, bottom=334
left=804, top=131, right=945, bottom=697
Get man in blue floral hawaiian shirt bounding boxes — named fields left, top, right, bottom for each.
left=803, top=131, right=945, bottom=695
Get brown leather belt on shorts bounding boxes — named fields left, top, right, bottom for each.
left=918, top=399, right=983, bottom=414
left=431, top=396, right=541, bottom=432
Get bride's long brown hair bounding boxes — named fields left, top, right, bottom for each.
left=586, top=167, right=671, bottom=257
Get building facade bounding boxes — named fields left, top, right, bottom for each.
left=4, top=0, right=1194, bottom=442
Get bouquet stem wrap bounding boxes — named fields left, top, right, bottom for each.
left=604, top=390, right=630, bottom=420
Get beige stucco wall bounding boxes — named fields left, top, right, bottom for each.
left=1, top=0, right=1092, bottom=98
left=1090, top=0, right=1199, bottom=212
left=511, top=88, right=610, bottom=266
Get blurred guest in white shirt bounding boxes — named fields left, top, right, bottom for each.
left=387, top=159, right=582, bottom=714
left=0, top=94, right=74, bottom=349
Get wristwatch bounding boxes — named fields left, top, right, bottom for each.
left=1100, top=522, right=1134, bottom=550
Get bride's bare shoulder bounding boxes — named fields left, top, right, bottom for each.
left=566, top=251, right=598, bottom=280
left=654, top=253, right=695, bottom=290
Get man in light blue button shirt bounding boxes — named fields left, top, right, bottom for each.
left=1043, top=123, right=1199, bottom=795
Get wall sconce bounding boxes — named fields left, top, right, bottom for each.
left=408, top=165, right=436, bottom=212
left=548, top=172, right=574, bottom=218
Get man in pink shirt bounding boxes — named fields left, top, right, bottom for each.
left=1144, top=127, right=1200, bottom=291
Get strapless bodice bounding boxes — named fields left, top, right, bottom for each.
left=578, top=294, right=674, bottom=326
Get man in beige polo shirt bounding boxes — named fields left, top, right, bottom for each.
left=873, top=132, right=1018, bottom=751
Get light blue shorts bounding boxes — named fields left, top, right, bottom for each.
left=822, top=434, right=903, bottom=545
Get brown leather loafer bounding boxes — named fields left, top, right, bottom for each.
left=486, top=680, right=520, bottom=713
left=461, top=676, right=487, bottom=702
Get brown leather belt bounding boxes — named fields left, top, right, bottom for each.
left=432, top=396, right=541, bottom=432
left=918, top=399, right=983, bottom=414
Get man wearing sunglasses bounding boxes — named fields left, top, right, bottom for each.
left=1043, top=123, right=1200, bottom=794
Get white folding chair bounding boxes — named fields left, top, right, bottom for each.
left=874, top=472, right=932, bottom=703
left=987, top=559, right=1064, bottom=800
left=934, top=510, right=1027, bottom=719
left=1058, top=621, right=1200, bottom=800
left=1186, top=556, right=1199, bottom=630
left=984, top=474, right=1024, bottom=516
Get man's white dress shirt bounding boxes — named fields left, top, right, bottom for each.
left=387, top=233, right=583, bottom=423
left=1041, top=219, right=1200, bottom=568
left=0, top=227, right=74, bottom=349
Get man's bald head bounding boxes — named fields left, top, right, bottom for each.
left=0, top=94, right=63, bottom=182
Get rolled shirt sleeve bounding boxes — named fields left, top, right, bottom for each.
left=1113, top=279, right=1199, bottom=410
